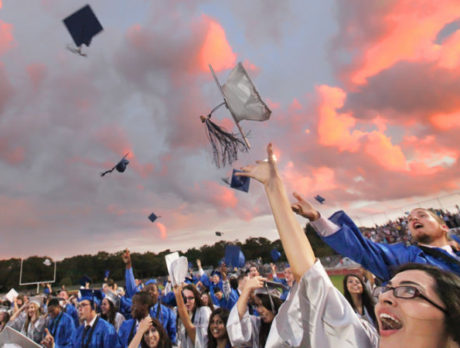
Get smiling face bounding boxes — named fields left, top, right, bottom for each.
left=375, top=270, right=447, bottom=348
left=27, top=302, right=39, bottom=318
left=346, top=275, right=363, bottom=295
left=407, top=209, right=448, bottom=245
left=201, top=293, right=209, bottom=306
left=249, top=266, right=259, bottom=278
left=100, top=298, right=111, bottom=315
left=209, top=313, right=226, bottom=340
left=143, top=325, right=160, bottom=348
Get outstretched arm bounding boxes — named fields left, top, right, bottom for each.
left=237, top=143, right=315, bottom=281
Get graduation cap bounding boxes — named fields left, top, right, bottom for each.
left=43, top=258, right=52, bottom=266
left=104, top=270, right=110, bottom=279
left=270, top=249, right=281, bottom=262
left=145, top=279, right=157, bottom=285
left=254, top=280, right=288, bottom=313
left=63, top=4, right=103, bottom=57
left=226, top=169, right=250, bottom=193
left=224, top=245, right=245, bottom=268
left=314, top=195, right=326, bottom=204
left=100, top=153, right=129, bottom=177
left=148, top=212, right=158, bottom=223
left=79, top=289, right=103, bottom=308
left=103, top=291, right=120, bottom=310
left=79, top=275, right=92, bottom=287
left=215, top=231, right=223, bottom=237
left=200, top=62, right=271, bottom=168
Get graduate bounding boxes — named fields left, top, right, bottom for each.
left=8, top=296, right=46, bottom=343
left=119, top=292, right=153, bottom=347
left=71, top=291, right=121, bottom=348
left=233, top=143, right=460, bottom=347
left=100, top=292, right=125, bottom=332
left=41, top=298, right=75, bottom=348
left=121, top=249, right=177, bottom=344
left=291, top=193, right=460, bottom=280
left=58, top=290, right=79, bottom=328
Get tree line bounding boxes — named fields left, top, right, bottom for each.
left=0, top=226, right=335, bottom=292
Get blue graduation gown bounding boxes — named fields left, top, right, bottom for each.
left=72, top=317, right=121, bottom=348
left=118, top=304, right=177, bottom=347
left=320, top=211, right=460, bottom=281
left=48, top=312, right=76, bottom=348
left=64, top=303, right=79, bottom=329
left=149, top=303, right=177, bottom=345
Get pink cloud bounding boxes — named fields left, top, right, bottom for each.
left=0, top=20, right=14, bottom=55
left=26, top=63, right=47, bottom=91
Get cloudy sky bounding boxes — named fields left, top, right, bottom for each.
left=1, top=0, right=459, bottom=260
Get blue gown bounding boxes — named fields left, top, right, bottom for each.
left=72, top=316, right=121, bottom=348
left=48, top=311, right=76, bottom=348
left=317, top=211, right=460, bottom=281
left=64, top=303, right=79, bottom=329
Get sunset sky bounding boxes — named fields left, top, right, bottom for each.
left=1, top=1, right=459, bottom=260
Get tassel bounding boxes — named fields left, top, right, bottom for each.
left=200, top=115, right=248, bottom=168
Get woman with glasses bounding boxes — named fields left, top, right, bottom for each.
left=236, top=143, right=460, bottom=347
left=174, top=283, right=212, bottom=348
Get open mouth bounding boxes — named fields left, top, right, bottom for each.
left=379, top=313, right=403, bottom=332
left=412, top=222, right=423, bottom=230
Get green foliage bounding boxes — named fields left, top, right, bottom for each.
left=0, top=232, right=337, bottom=292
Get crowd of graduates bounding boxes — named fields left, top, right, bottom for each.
left=1, top=144, right=460, bottom=348
left=361, top=208, right=460, bottom=245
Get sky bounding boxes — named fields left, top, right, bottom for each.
left=0, top=0, right=459, bottom=260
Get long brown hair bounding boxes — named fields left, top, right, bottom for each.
left=140, top=317, right=171, bottom=348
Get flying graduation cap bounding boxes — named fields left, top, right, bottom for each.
left=224, top=245, right=245, bottom=268
left=148, top=212, right=159, bottom=223
left=215, top=231, right=223, bottom=237
left=314, top=195, right=326, bottom=204
left=43, top=258, right=52, bottom=266
left=201, top=62, right=271, bottom=168
left=270, top=249, right=281, bottom=262
left=63, top=4, right=103, bottom=56
left=100, top=153, right=129, bottom=177
left=222, top=169, right=250, bottom=193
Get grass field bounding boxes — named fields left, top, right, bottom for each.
left=329, top=275, right=344, bottom=294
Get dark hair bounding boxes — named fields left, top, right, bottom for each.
left=133, top=292, right=154, bottom=307
left=140, top=317, right=171, bottom=348
left=254, top=293, right=283, bottom=347
left=182, top=284, right=203, bottom=314
left=47, top=298, right=60, bottom=308
left=207, top=308, right=230, bottom=348
left=200, top=291, right=214, bottom=312
left=393, top=263, right=460, bottom=345
left=0, top=311, right=10, bottom=324
left=343, top=273, right=376, bottom=324
left=100, top=298, right=117, bottom=327
left=230, top=276, right=238, bottom=290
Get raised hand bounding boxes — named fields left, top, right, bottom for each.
left=236, top=143, right=279, bottom=186
left=291, top=192, right=320, bottom=221
left=138, top=317, right=153, bottom=334
left=122, top=249, right=132, bottom=268
left=244, top=276, right=266, bottom=292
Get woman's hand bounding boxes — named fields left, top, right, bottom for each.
left=243, top=276, right=266, bottom=292
left=138, top=317, right=153, bottom=334
left=237, top=143, right=279, bottom=186
left=291, top=192, right=320, bottom=221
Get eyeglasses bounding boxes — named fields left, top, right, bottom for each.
left=77, top=302, right=91, bottom=309
left=183, top=296, right=195, bottom=302
left=372, top=285, right=447, bottom=314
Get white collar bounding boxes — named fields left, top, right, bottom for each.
left=420, top=243, right=455, bottom=255
left=84, top=314, right=97, bottom=327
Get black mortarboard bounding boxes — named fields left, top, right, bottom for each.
left=215, top=231, right=223, bottom=237
left=63, top=5, right=103, bottom=48
left=79, top=275, right=92, bottom=287
left=100, top=153, right=129, bottom=177
left=148, top=213, right=158, bottom=223
left=230, top=169, right=250, bottom=193
left=314, top=195, right=326, bottom=204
